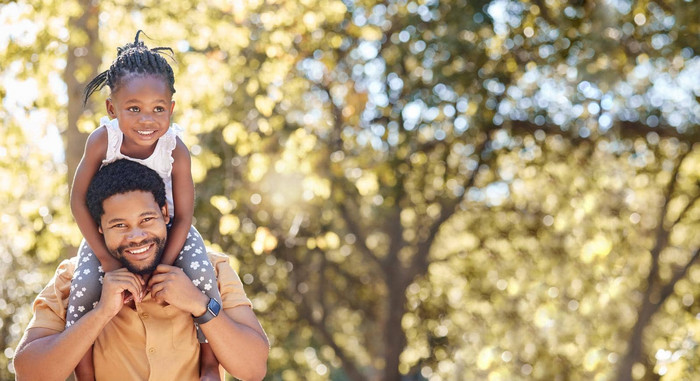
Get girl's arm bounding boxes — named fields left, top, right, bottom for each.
left=160, top=137, right=195, bottom=266
left=199, top=343, right=222, bottom=381
left=70, top=127, right=122, bottom=271
left=166, top=140, right=224, bottom=379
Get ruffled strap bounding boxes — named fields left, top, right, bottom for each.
left=101, top=117, right=123, bottom=164
left=170, top=122, right=184, bottom=136
left=159, top=124, right=180, bottom=177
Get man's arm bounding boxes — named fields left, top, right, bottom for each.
left=149, top=265, right=270, bottom=381
left=198, top=305, right=269, bottom=381
left=14, top=313, right=112, bottom=381
left=14, top=269, right=145, bottom=381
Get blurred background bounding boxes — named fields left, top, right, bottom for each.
left=1, top=0, right=699, bottom=380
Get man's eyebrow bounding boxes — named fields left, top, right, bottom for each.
left=105, top=211, right=159, bottom=225
left=105, top=217, right=122, bottom=225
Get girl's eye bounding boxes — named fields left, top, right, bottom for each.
left=128, top=106, right=140, bottom=112
left=154, top=107, right=165, bottom=112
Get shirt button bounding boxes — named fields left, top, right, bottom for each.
left=148, top=347, right=156, bottom=353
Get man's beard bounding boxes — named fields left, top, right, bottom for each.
left=112, top=237, right=165, bottom=275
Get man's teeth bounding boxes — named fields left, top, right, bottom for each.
left=137, top=130, right=155, bottom=135
left=129, top=246, right=149, bottom=254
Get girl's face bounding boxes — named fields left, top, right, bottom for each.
left=106, top=74, right=175, bottom=148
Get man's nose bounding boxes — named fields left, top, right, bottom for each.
left=127, top=227, right=147, bottom=241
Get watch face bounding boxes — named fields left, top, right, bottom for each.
left=208, top=298, right=221, bottom=316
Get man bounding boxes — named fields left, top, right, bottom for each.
left=13, top=159, right=269, bottom=380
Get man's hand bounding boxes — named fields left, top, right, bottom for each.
left=147, top=264, right=209, bottom=316
left=94, top=268, right=146, bottom=319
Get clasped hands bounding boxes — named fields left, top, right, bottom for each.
left=95, top=264, right=209, bottom=320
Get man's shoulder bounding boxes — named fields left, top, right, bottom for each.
left=206, top=250, right=231, bottom=269
left=206, top=250, right=236, bottom=275
left=45, top=257, right=78, bottom=299
left=206, top=251, right=252, bottom=309
left=26, top=257, right=79, bottom=332
left=54, top=257, right=78, bottom=283
left=206, top=250, right=229, bottom=261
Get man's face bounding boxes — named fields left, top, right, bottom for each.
left=99, top=190, right=169, bottom=275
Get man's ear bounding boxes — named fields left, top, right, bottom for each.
left=162, top=205, right=170, bottom=224
left=106, top=98, right=116, bottom=119
left=98, top=225, right=103, bottom=234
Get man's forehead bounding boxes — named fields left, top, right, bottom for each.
left=102, top=190, right=160, bottom=215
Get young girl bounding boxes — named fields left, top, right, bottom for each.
left=69, top=31, right=221, bottom=379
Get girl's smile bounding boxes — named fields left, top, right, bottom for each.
left=106, top=74, right=175, bottom=158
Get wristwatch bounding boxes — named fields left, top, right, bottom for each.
left=193, top=297, right=221, bottom=325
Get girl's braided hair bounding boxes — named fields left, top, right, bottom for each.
left=83, top=30, right=176, bottom=106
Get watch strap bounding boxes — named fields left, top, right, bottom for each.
left=193, top=297, right=221, bottom=325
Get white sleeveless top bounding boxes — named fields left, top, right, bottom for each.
left=100, top=116, right=181, bottom=217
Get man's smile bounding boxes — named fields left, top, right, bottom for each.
left=120, top=240, right=159, bottom=263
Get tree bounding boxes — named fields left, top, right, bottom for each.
left=186, top=0, right=698, bottom=379
left=2, top=0, right=698, bottom=380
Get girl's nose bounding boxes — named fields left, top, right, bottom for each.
left=139, top=113, right=156, bottom=123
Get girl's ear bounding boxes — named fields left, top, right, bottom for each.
left=106, top=98, right=117, bottom=118
left=170, top=100, right=175, bottom=115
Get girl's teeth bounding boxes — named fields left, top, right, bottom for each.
left=137, top=130, right=155, bottom=135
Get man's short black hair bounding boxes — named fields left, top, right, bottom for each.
left=86, top=159, right=166, bottom=226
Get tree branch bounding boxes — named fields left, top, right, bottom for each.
left=383, top=180, right=407, bottom=269
left=506, top=119, right=699, bottom=144
left=648, top=148, right=692, bottom=283
left=532, top=0, right=557, bottom=27
left=314, top=82, right=386, bottom=274
left=658, top=247, right=700, bottom=308
left=337, top=200, right=385, bottom=271
left=408, top=130, right=492, bottom=282
left=671, top=193, right=700, bottom=228
left=298, top=300, right=366, bottom=381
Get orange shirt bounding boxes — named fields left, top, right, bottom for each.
left=26, top=251, right=252, bottom=380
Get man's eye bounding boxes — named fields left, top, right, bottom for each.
left=128, top=106, right=140, bottom=112
left=113, top=223, right=127, bottom=228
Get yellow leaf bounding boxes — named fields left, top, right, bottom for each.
left=255, top=95, right=275, bottom=117
left=210, top=195, right=233, bottom=214
left=219, top=214, right=240, bottom=235
left=360, top=26, right=382, bottom=41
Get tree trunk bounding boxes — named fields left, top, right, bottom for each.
left=62, top=0, right=101, bottom=186
left=382, top=272, right=409, bottom=381
left=61, top=0, right=100, bottom=259
left=615, top=291, right=660, bottom=381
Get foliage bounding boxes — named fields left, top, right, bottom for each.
left=1, top=0, right=698, bottom=380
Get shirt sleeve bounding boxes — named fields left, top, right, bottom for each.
left=208, top=252, right=253, bottom=310
left=26, top=259, right=76, bottom=333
